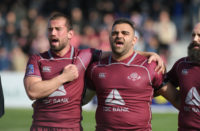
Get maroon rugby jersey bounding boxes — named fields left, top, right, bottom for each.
left=86, top=52, right=164, bottom=131
left=24, top=46, right=94, bottom=128
left=167, top=57, right=200, bottom=131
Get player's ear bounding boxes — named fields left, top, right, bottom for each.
left=132, top=36, right=138, bottom=46
left=67, top=30, right=74, bottom=39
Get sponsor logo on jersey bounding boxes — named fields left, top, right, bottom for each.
left=127, top=72, right=141, bottom=81
left=27, top=64, right=34, bottom=74
left=49, top=85, right=66, bottom=97
left=185, top=87, right=200, bottom=106
left=182, top=69, right=188, bottom=75
left=99, top=73, right=106, bottom=78
left=104, top=89, right=129, bottom=112
left=105, top=89, right=125, bottom=105
left=42, top=66, right=51, bottom=72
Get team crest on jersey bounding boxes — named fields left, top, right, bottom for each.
left=182, top=69, right=188, bottom=75
left=127, top=72, right=141, bottom=81
left=26, top=64, right=34, bottom=74
left=42, top=66, right=51, bottom=72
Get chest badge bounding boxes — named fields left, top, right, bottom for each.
left=127, top=72, right=141, bottom=81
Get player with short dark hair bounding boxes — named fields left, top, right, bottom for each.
left=85, top=18, right=180, bottom=131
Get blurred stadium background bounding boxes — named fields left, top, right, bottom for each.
left=0, top=0, right=199, bottom=130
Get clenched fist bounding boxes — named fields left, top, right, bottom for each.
left=61, top=64, right=79, bottom=83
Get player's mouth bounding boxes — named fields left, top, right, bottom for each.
left=193, top=45, right=200, bottom=49
left=50, top=38, right=59, bottom=45
left=115, top=40, right=124, bottom=47
left=191, top=43, right=200, bottom=49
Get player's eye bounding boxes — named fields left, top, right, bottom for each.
left=122, top=31, right=129, bottom=35
left=111, top=31, right=118, bottom=36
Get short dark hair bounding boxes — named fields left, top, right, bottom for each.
left=49, top=12, right=72, bottom=30
left=112, top=18, right=135, bottom=31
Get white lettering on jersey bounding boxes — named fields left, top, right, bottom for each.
left=49, top=85, right=66, bottom=97
left=127, top=72, right=141, bottom=81
left=42, top=66, right=51, bottom=72
left=185, top=87, right=200, bottom=106
left=99, top=73, right=106, bottom=78
left=105, top=89, right=125, bottom=105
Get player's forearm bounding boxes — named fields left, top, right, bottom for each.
left=24, top=64, right=79, bottom=100
left=136, top=51, right=155, bottom=57
left=157, top=82, right=180, bottom=110
left=24, top=74, right=68, bottom=100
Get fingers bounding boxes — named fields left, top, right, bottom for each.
left=63, top=64, right=79, bottom=81
left=148, top=53, right=165, bottom=74
left=148, top=56, right=155, bottom=64
left=155, top=61, right=165, bottom=74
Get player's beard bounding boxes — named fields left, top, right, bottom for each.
left=188, top=42, right=200, bottom=63
left=50, top=41, right=67, bottom=52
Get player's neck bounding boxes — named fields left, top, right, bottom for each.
left=112, top=50, right=134, bottom=61
left=54, top=44, right=71, bottom=57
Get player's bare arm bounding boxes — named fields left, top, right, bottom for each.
left=24, top=64, right=78, bottom=100
left=156, top=82, right=180, bottom=110
left=82, top=88, right=96, bottom=106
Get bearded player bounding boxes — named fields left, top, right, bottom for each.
left=163, top=23, right=200, bottom=130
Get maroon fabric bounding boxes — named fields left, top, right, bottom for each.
left=86, top=52, right=164, bottom=131
left=25, top=47, right=94, bottom=129
left=167, top=57, right=200, bottom=131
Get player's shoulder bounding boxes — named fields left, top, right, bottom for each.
left=29, top=51, right=49, bottom=60
left=134, top=53, right=149, bottom=65
left=135, top=53, right=157, bottom=69
left=79, top=48, right=102, bottom=56
left=174, top=57, right=189, bottom=66
left=78, top=48, right=96, bottom=55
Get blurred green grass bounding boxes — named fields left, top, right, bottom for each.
left=0, top=108, right=178, bottom=131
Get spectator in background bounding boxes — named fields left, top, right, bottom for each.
left=81, top=25, right=99, bottom=49
left=98, top=27, right=111, bottom=51
left=142, top=18, right=158, bottom=52
left=0, top=46, right=12, bottom=71
left=146, top=34, right=160, bottom=53
left=10, top=47, right=28, bottom=71
left=88, top=10, right=101, bottom=32
left=154, top=9, right=177, bottom=64
left=30, top=16, right=49, bottom=53
left=102, top=13, right=115, bottom=32
left=71, top=7, right=85, bottom=34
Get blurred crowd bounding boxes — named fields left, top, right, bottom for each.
left=0, top=0, right=200, bottom=72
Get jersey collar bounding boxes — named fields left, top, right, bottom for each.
left=108, top=51, right=137, bottom=65
left=48, top=46, right=74, bottom=59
